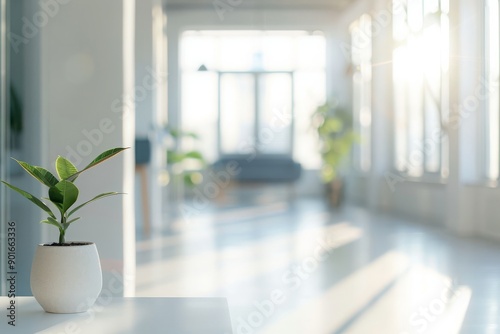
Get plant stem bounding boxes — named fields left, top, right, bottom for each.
left=59, top=215, right=66, bottom=244
left=59, top=230, right=65, bottom=244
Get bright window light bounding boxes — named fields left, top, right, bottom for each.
left=485, top=0, right=500, bottom=180
left=392, top=0, right=449, bottom=177
left=180, top=30, right=326, bottom=169
left=351, top=14, right=372, bottom=172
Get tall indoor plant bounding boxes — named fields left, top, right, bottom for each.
left=1, top=147, right=127, bottom=313
left=165, top=127, right=206, bottom=187
left=312, top=102, right=357, bottom=207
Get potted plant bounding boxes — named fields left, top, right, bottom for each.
left=312, top=102, right=357, bottom=207
left=1, top=147, right=127, bottom=314
left=165, top=127, right=206, bottom=188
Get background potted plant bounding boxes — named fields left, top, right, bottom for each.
left=165, top=127, right=206, bottom=188
left=312, top=102, right=357, bottom=207
left=1, top=147, right=127, bottom=314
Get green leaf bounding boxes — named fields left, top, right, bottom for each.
left=41, top=217, right=63, bottom=230
left=183, top=173, right=195, bottom=186
left=12, top=159, right=58, bottom=187
left=66, top=217, right=81, bottom=225
left=167, top=150, right=184, bottom=164
left=1, top=181, right=56, bottom=219
left=68, top=192, right=122, bottom=217
left=66, top=147, right=128, bottom=182
left=168, top=129, right=181, bottom=138
left=181, top=131, right=199, bottom=140
left=82, top=147, right=128, bottom=171
left=168, top=128, right=200, bottom=140
left=56, top=156, right=78, bottom=181
left=185, top=151, right=204, bottom=160
left=51, top=201, right=64, bottom=213
left=167, top=150, right=205, bottom=165
left=48, top=180, right=79, bottom=213
left=323, top=119, right=342, bottom=133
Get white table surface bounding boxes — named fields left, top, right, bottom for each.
left=0, top=297, right=233, bottom=333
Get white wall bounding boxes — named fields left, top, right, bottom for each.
left=135, top=0, right=154, bottom=137
left=39, top=0, right=135, bottom=295
left=134, top=0, right=166, bottom=233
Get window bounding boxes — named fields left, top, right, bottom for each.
left=219, top=72, right=293, bottom=155
left=393, top=0, right=449, bottom=177
left=351, top=14, right=372, bottom=172
left=485, top=0, right=500, bottom=180
left=180, top=30, right=326, bottom=168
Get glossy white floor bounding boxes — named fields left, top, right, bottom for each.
left=135, top=197, right=500, bottom=334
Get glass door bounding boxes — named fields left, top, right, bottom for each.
left=257, top=73, right=293, bottom=155
left=218, top=71, right=293, bottom=157
left=219, top=73, right=255, bottom=155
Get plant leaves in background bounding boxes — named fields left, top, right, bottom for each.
left=167, top=150, right=205, bottom=164
left=166, top=128, right=206, bottom=188
left=167, top=150, right=184, bottom=164
left=184, top=151, right=204, bottom=160
left=312, top=103, right=357, bottom=183
left=168, top=128, right=199, bottom=140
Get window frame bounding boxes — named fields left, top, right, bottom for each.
left=483, top=0, right=500, bottom=182
left=350, top=14, right=373, bottom=173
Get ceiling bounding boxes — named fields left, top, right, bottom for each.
left=165, top=0, right=355, bottom=11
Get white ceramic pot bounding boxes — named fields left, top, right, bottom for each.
left=31, top=242, right=102, bottom=314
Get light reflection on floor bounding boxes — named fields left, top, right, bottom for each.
left=135, top=199, right=499, bottom=333
left=137, top=222, right=363, bottom=296
left=259, top=251, right=411, bottom=334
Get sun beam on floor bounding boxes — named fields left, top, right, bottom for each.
left=136, top=222, right=363, bottom=297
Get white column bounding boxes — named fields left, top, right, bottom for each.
left=40, top=0, right=136, bottom=296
